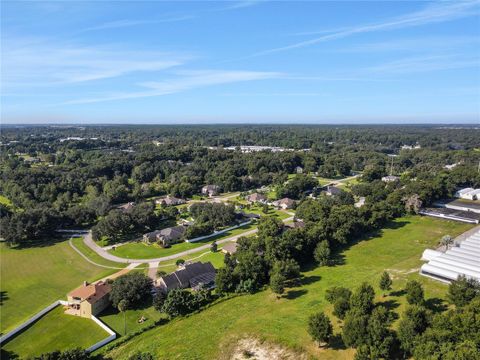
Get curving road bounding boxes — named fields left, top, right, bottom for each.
left=82, top=214, right=294, bottom=265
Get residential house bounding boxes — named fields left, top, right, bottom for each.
left=156, top=262, right=216, bottom=293
left=221, top=242, right=238, bottom=255
left=295, top=166, right=303, bottom=174
left=272, top=197, right=296, bottom=210
left=325, top=186, right=342, bottom=196
left=246, top=193, right=268, bottom=204
left=455, top=188, right=480, bottom=201
left=355, top=197, right=366, bottom=208
left=66, top=281, right=111, bottom=318
left=143, top=226, right=186, bottom=247
left=381, top=175, right=400, bottom=183
left=155, top=196, right=186, bottom=206
left=201, top=185, right=220, bottom=197
left=118, top=202, right=135, bottom=212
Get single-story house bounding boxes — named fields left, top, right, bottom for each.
left=155, top=196, right=186, bottom=206
left=325, top=186, right=342, bottom=196
left=221, top=242, right=238, bottom=255
left=455, top=188, right=480, bottom=201
left=246, top=193, right=268, bottom=204
left=143, top=226, right=186, bottom=247
left=202, top=185, right=220, bottom=197
left=284, top=220, right=306, bottom=229
left=355, top=197, right=366, bottom=208
left=381, top=175, right=400, bottom=183
left=117, top=202, right=135, bottom=212
left=156, top=261, right=216, bottom=293
left=272, top=197, right=296, bottom=209
left=66, top=281, right=111, bottom=318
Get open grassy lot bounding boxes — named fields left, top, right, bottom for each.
left=156, top=248, right=228, bottom=274
left=107, top=223, right=256, bottom=260
left=104, top=216, right=472, bottom=360
left=0, top=241, right=119, bottom=333
left=99, top=303, right=164, bottom=338
left=2, top=306, right=109, bottom=359
left=71, top=237, right=126, bottom=269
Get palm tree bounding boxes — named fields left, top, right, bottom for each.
left=440, top=235, right=453, bottom=251
left=118, top=299, right=129, bottom=336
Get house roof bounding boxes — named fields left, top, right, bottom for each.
left=326, top=186, right=342, bottom=195
left=68, top=281, right=111, bottom=304
left=247, top=193, right=267, bottom=202
left=202, top=185, right=219, bottom=191
left=158, top=226, right=186, bottom=240
left=158, top=262, right=216, bottom=290
left=275, top=198, right=295, bottom=206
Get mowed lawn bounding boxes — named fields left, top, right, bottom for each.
left=108, top=223, right=257, bottom=260
left=104, top=216, right=472, bottom=360
left=2, top=306, right=108, bottom=358
left=0, top=241, right=119, bottom=333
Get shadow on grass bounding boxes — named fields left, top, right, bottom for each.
left=102, top=297, right=154, bottom=317
left=11, top=235, right=67, bottom=249
left=285, top=289, right=308, bottom=300
left=1, top=349, right=19, bottom=360
left=390, top=289, right=407, bottom=297
left=0, top=291, right=9, bottom=306
left=299, top=275, right=322, bottom=286
left=376, top=299, right=400, bottom=312
left=329, top=334, right=347, bottom=350
left=425, top=297, right=448, bottom=314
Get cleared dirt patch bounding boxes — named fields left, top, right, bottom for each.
left=228, top=337, right=308, bottom=360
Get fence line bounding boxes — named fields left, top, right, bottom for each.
left=0, top=301, right=117, bottom=353
left=88, top=316, right=116, bottom=352
left=0, top=301, right=61, bottom=344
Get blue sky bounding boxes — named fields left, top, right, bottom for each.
left=1, top=0, right=479, bottom=124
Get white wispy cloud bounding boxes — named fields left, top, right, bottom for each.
left=78, top=15, right=194, bottom=33
left=63, top=70, right=282, bottom=104
left=248, top=1, right=480, bottom=57
left=2, top=37, right=191, bottom=88
left=213, top=0, right=263, bottom=11
left=364, top=55, right=480, bottom=74
left=323, top=36, right=480, bottom=53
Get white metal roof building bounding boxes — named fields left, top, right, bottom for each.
left=420, top=229, right=480, bottom=283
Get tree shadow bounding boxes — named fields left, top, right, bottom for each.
left=285, top=289, right=308, bottom=300
left=1, top=349, right=19, bottom=360
left=0, top=291, right=9, bottom=306
left=390, top=289, right=406, bottom=297
left=298, top=275, right=321, bottom=286
left=376, top=299, right=400, bottom=312
left=425, top=297, right=448, bottom=314
left=328, top=333, right=347, bottom=350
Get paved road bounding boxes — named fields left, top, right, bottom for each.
left=82, top=225, right=271, bottom=264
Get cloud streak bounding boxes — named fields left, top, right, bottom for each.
left=248, top=1, right=480, bottom=57
left=63, top=70, right=282, bottom=104
left=78, top=15, right=194, bottom=33
left=2, top=37, right=191, bottom=88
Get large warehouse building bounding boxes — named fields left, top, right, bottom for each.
left=420, top=229, right=480, bottom=283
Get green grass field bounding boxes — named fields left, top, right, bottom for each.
left=2, top=306, right=109, bottom=359
left=107, top=223, right=256, bottom=260
left=71, top=237, right=127, bottom=269
left=0, top=241, right=119, bottom=333
left=99, top=303, right=164, bottom=338
left=104, top=216, right=472, bottom=360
